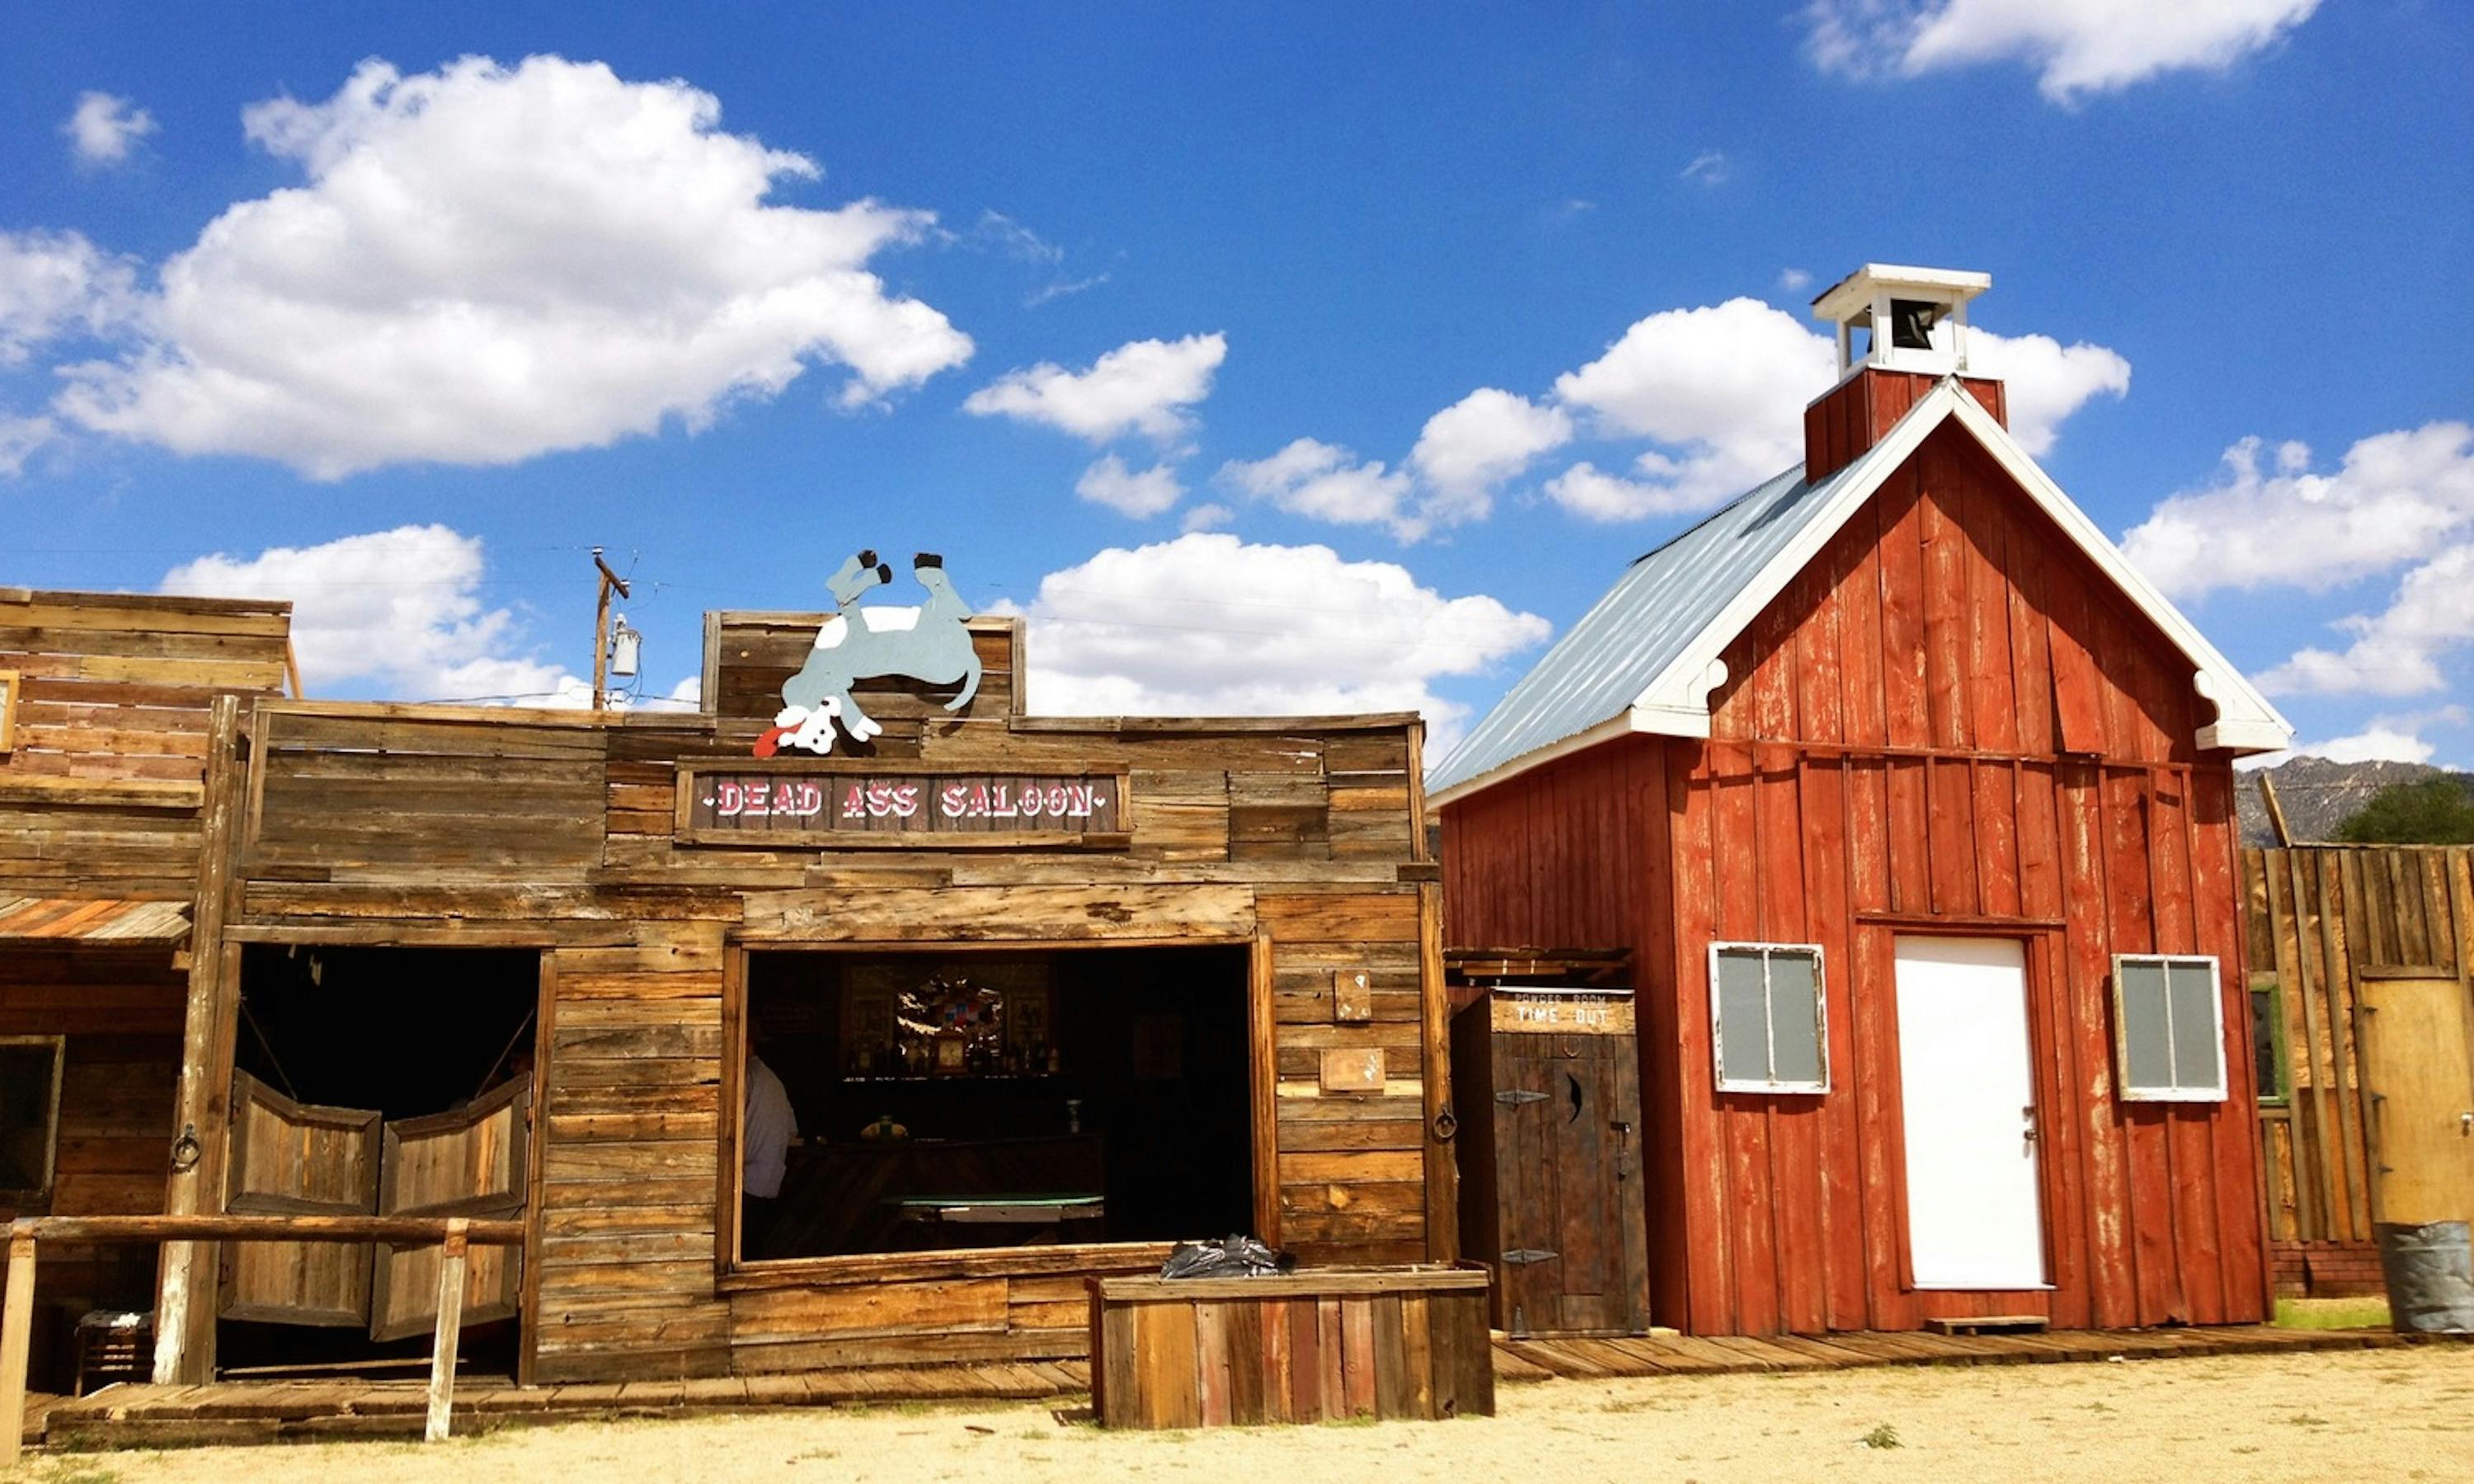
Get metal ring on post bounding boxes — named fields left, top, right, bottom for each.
left=168, top=1125, right=201, bottom=1174
left=1432, top=1106, right=1458, bottom=1142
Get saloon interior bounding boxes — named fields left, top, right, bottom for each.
left=741, top=946, right=1253, bottom=1262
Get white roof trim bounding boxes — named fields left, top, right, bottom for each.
left=1625, top=378, right=2292, bottom=754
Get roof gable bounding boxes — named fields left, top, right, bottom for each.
left=1428, top=379, right=2291, bottom=804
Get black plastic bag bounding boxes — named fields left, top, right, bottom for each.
left=1159, top=1234, right=1294, bottom=1279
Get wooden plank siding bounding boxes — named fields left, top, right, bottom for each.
left=1442, top=425, right=2269, bottom=1336
left=213, top=621, right=1446, bottom=1383
left=2241, top=843, right=2473, bottom=1247
left=0, top=591, right=291, bottom=1388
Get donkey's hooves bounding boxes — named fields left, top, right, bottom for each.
left=914, top=552, right=943, bottom=570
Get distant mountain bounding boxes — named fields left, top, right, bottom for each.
left=2233, top=755, right=2472, bottom=846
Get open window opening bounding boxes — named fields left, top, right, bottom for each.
left=738, top=946, right=1253, bottom=1266
left=0, top=1035, right=65, bottom=1205
left=217, top=946, right=539, bottom=1378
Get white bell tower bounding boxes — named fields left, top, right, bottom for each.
left=1811, top=264, right=1992, bottom=378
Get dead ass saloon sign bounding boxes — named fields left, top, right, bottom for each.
left=681, top=768, right=1124, bottom=845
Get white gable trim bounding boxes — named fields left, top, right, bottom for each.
left=1625, top=378, right=2292, bottom=754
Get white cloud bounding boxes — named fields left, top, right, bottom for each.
left=1549, top=298, right=2127, bottom=514
left=2255, top=543, right=2474, bottom=699
left=49, top=55, right=970, bottom=479
left=1408, top=388, right=1573, bottom=524
left=1542, top=461, right=1705, bottom=522
left=2299, top=727, right=2437, bottom=767
left=1179, top=502, right=1234, bottom=533
left=1778, top=268, right=1813, bottom=293
left=1803, top=0, right=2321, bottom=102
left=0, top=415, right=57, bottom=477
left=0, top=229, right=139, bottom=364
left=999, top=533, right=1552, bottom=754
left=963, top=332, right=1226, bottom=446
left=1075, top=453, right=1184, bottom=519
left=1218, top=438, right=1421, bottom=540
left=2122, top=422, right=2474, bottom=599
left=160, top=524, right=582, bottom=703
left=1965, top=328, right=2131, bottom=455
left=972, top=210, right=1064, bottom=265
left=1026, top=272, right=1111, bottom=308
left=64, top=92, right=158, bottom=165
left=1550, top=298, right=1837, bottom=510
left=1681, top=150, right=1731, bottom=186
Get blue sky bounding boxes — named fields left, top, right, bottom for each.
left=4, top=2, right=2469, bottom=764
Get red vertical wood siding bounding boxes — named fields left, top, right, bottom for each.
left=1442, top=422, right=2265, bottom=1336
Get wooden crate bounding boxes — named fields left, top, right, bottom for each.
left=1085, top=1267, right=1492, bottom=1429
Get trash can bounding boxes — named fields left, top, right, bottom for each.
left=2375, top=1220, right=2474, bottom=1334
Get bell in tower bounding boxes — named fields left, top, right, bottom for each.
left=1812, top=265, right=1991, bottom=378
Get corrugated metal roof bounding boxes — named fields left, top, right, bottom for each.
left=0, top=895, right=191, bottom=945
left=1427, top=458, right=1860, bottom=796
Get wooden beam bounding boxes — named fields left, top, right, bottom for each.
left=154, top=693, right=242, bottom=1385
left=22, top=1214, right=524, bottom=1244
left=426, top=1219, right=470, bottom=1444
left=2259, top=773, right=2294, bottom=848
left=1, top=1232, right=33, bottom=1470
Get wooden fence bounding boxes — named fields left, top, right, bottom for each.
left=2242, top=844, right=2474, bottom=1245
left=2, top=1213, right=524, bottom=1464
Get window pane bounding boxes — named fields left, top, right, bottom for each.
left=0, top=1043, right=55, bottom=1190
left=2119, top=961, right=2173, bottom=1091
left=1716, top=951, right=1772, bottom=1083
left=1767, top=951, right=1823, bottom=1086
left=2250, top=989, right=2279, bottom=1100
left=2167, top=961, right=2222, bottom=1094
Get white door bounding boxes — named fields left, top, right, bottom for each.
left=1894, top=937, right=2046, bottom=1289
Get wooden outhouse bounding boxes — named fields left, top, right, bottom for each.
left=0, top=589, right=294, bottom=1392
left=127, top=575, right=1452, bottom=1386
left=1429, top=265, right=2295, bottom=1338
left=1449, top=984, right=1650, bottom=1336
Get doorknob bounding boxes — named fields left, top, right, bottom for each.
left=2460, top=1111, right=2472, bottom=1138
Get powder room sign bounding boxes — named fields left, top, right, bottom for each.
left=676, top=763, right=1130, bottom=849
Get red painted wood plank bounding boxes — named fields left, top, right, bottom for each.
left=1667, top=744, right=1730, bottom=1334
left=1851, top=923, right=1917, bottom=1331
left=1755, top=744, right=1824, bottom=1335
left=1798, top=754, right=1868, bottom=1331
left=1917, top=450, right=1973, bottom=752
left=1711, top=744, right=1777, bottom=1335
left=2056, top=762, right=2133, bottom=1327
left=2102, top=768, right=2181, bottom=1324
left=1957, top=452, right=2020, bottom=755
left=1875, top=472, right=1929, bottom=752
left=1632, top=738, right=1689, bottom=1327
left=2191, top=765, right=2269, bottom=1320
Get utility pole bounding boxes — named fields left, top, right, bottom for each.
left=591, top=547, right=632, bottom=711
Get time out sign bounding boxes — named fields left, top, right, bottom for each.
left=676, top=764, right=1127, bottom=848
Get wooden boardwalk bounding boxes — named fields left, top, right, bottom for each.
left=18, top=1327, right=2434, bottom=1451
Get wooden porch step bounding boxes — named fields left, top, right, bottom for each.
left=1925, top=1314, right=2048, bottom=1336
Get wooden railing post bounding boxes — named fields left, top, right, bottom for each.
left=2, top=1224, right=37, bottom=1469
left=426, top=1218, right=470, bottom=1444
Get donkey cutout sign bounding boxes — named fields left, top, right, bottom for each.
left=757, top=551, right=984, bottom=757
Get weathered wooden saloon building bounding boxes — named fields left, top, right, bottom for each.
left=0, top=589, right=295, bottom=1389
left=2, top=566, right=1455, bottom=1390
left=1428, top=266, right=2297, bottom=1338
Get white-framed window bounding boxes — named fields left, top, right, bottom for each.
left=1710, top=943, right=1828, bottom=1094
left=0, top=1035, right=66, bottom=1205
left=2113, top=955, right=2227, bottom=1102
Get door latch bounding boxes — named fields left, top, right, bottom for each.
left=1496, top=1089, right=1548, bottom=1106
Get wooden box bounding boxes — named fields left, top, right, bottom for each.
left=1451, top=988, right=1652, bottom=1336
left=1085, top=1267, right=1493, bottom=1428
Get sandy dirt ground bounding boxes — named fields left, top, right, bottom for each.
left=12, top=1346, right=2472, bottom=1484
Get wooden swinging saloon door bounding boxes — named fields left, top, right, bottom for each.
left=221, top=1072, right=382, bottom=1327
left=369, top=1074, right=530, bottom=1341
left=219, top=1070, right=531, bottom=1340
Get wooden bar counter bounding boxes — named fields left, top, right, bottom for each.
left=1085, top=1266, right=1492, bottom=1429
